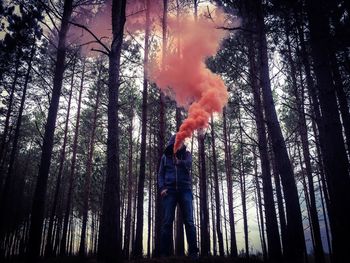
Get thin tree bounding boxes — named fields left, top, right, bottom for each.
left=134, top=0, right=151, bottom=257
left=79, top=60, right=103, bottom=257
left=60, top=58, right=85, bottom=256
left=210, top=117, right=225, bottom=256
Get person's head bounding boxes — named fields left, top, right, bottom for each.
left=164, top=134, right=185, bottom=156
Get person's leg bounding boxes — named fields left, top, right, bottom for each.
left=178, top=189, right=198, bottom=255
left=160, top=189, right=177, bottom=256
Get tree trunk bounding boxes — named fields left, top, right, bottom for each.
left=26, top=1, right=73, bottom=260
left=134, top=0, right=150, bottom=257
left=123, top=104, right=134, bottom=259
left=60, top=58, right=85, bottom=256
left=198, top=132, right=210, bottom=256
left=253, top=148, right=267, bottom=261
left=0, top=55, right=20, bottom=172
left=45, top=58, right=76, bottom=258
left=0, top=44, right=35, bottom=245
left=238, top=119, right=249, bottom=258
left=284, top=15, right=325, bottom=263
left=222, top=107, right=238, bottom=257
left=243, top=7, right=282, bottom=258
left=255, top=0, right=306, bottom=260
left=98, top=1, right=126, bottom=261
left=210, top=117, right=224, bottom=256
left=305, top=1, right=350, bottom=262
left=79, top=62, right=102, bottom=257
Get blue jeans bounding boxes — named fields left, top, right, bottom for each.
left=160, top=189, right=198, bottom=256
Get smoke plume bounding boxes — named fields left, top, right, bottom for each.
left=148, top=10, right=230, bottom=152
left=68, top=1, right=232, bottom=152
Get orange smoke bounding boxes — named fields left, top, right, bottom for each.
left=68, top=0, right=161, bottom=55
left=148, top=11, right=229, bottom=152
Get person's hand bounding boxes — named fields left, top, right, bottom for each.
left=161, top=189, right=168, bottom=197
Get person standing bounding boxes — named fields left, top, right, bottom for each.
left=158, top=134, right=199, bottom=259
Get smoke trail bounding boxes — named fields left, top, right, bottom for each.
left=148, top=10, right=230, bottom=152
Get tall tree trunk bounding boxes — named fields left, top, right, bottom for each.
left=79, top=62, right=102, bottom=257
left=60, top=59, right=85, bottom=256
left=98, top=0, right=126, bottom=261
left=253, top=148, right=267, bottom=262
left=210, top=117, right=224, bottom=256
left=222, top=107, right=238, bottom=257
left=255, top=0, right=306, bottom=260
left=198, top=132, right=210, bottom=256
left=147, top=132, right=153, bottom=258
left=238, top=119, right=249, bottom=258
left=244, top=7, right=282, bottom=258
left=45, top=58, right=76, bottom=258
left=0, top=44, right=35, bottom=245
left=0, top=55, right=20, bottom=172
left=209, top=172, right=217, bottom=256
left=305, top=1, right=350, bottom=262
left=134, top=0, right=150, bottom=257
left=284, top=15, right=325, bottom=263
left=26, top=1, right=73, bottom=260
left=330, top=53, right=350, bottom=155
left=123, top=105, right=134, bottom=259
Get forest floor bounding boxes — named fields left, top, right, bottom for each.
left=4, top=256, right=265, bottom=263
left=129, top=256, right=264, bottom=263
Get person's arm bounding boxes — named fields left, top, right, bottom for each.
left=176, top=151, right=192, bottom=170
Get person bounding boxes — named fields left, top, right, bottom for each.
left=158, top=134, right=199, bottom=259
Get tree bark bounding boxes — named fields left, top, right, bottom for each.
left=243, top=7, right=282, bottom=258
left=134, top=0, right=150, bottom=257
left=123, top=103, right=134, bottom=259
left=222, top=107, right=238, bottom=257
left=45, top=57, right=76, bottom=258
left=198, top=132, right=210, bottom=256
left=79, top=61, right=102, bottom=257
left=284, top=15, right=325, bottom=263
left=26, top=0, right=73, bottom=260
left=255, top=0, right=306, bottom=261
left=60, top=58, right=85, bottom=256
left=305, top=1, right=350, bottom=262
left=98, top=0, right=126, bottom=261
left=210, top=117, right=224, bottom=256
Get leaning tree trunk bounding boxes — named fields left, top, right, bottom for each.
left=26, top=0, right=73, bottom=260
left=134, top=0, right=151, bottom=257
left=254, top=0, right=306, bottom=261
left=98, top=0, right=126, bottom=261
left=305, top=1, right=350, bottom=262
